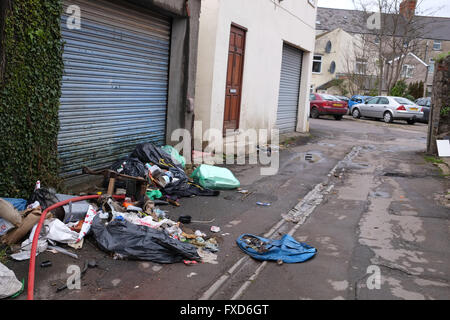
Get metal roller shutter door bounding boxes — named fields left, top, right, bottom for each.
left=59, top=0, right=171, bottom=177
left=276, top=43, right=303, bottom=133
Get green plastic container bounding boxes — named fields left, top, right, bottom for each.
left=191, top=164, right=240, bottom=190
left=161, top=145, right=186, bottom=168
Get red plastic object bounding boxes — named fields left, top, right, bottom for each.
left=27, top=194, right=125, bottom=300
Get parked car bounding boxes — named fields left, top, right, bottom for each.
left=309, top=93, right=348, bottom=120
left=334, top=95, right=350, bottom=106
left=351, top=96, right=424, bottom=124
left=348, top=95, right=371, bottom=112
left=415, top=97, right=432, bottom=123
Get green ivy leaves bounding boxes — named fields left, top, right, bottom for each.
left=0, top=0, right=64, bottom=198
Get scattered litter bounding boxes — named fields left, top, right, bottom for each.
left=47, top=245, right=78, bottom=259
left=0, top=218, right=14, bottom=236
left=178, top=215, right=192, bottom=224
left=221, top=233, right=230, bottom=236
left=195, top=230, right=206, bottom=238
left=183, top=260, right=198, bottom=266
left=256, top=202, right=271, bottom=206
left=40, top=261, right=52, bottom=268
left=152, top=265, right=162, bottom=272
left=236, top=234, right=316, bottom=263
left=187, top=272, right=197, bottom=278
left=27, top=201, right=40, bottom=210
left=197, top=248, right=218, bottom=265
left=204, top=238, right=219, bottom=253
left=237, top=190, right=249, bottom=194
left=210, top=226, right=221, bottom=233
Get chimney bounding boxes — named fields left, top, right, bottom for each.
left=399, top=0, right=416, bottom=20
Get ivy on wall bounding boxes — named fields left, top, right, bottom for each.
left=0, top=0, right=64, bottom=198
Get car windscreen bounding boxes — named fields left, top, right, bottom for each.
left=394, top=97, right=415, bottom=105
left=321, top=94, right=339, bottom=101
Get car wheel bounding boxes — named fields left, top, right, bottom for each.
left=406, top=119, right=415, bottom=125
left=352, top=108, right=361, bottom=119
left=310, top=107, right=320, bottom=119
left=383, top=112, right=393, bottom=123
left=334, top=115, right=343, bottom=120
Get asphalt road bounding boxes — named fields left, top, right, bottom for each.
left=8, top=115, right=449, bottom=300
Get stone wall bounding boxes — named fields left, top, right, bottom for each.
left=427, top=54, right=450, bottom=155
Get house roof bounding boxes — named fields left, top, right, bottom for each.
left=316, top=7, right=450, bottom=41
left=387, top=52, right=429, bottom=66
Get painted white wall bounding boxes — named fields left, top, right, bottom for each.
left=194, top=0, right=317, bottom=147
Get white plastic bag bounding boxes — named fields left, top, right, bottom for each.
left=0, top=262, right=22, bottom=299
left=46, top=219, right=79, bottom=243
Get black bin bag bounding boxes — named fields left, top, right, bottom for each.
left=91, top=215, right=201, bottom=264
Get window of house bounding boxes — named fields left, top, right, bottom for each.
left=433, top=40, right=441, bottom=51
left=429, top=58, right=435, bottom=74
left=355, top=58, right=367, bottom=74
left=401, top=64, right=414, bottom=78
left=374, top=36, right=380, bottom=44
left=312, top=55, right=322, bottom=73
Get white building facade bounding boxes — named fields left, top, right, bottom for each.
left=194, top=0, right=317, bottom=151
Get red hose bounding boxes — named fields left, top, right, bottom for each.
left=27, top=194, right=125, bottom=300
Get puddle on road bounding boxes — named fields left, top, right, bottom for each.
left=369, top=191, right=391, bottom=198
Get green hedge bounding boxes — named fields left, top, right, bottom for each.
left=0, top=0, right=63, bottom=198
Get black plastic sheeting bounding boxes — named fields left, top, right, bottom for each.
left=131, top=143, right=183, bottom=170
left=91, top=215, right=201, bottom=264
left=129, top=143, right=219, bottom=198
left=28, top=188, right=65, bottom=221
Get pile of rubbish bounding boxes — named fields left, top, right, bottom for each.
left=0, top=142, right=241, bottom=299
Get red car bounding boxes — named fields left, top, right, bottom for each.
left=309, top=93, right=348, bottom=120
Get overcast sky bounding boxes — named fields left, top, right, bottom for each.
left=317, top=0, right=450, bottom=17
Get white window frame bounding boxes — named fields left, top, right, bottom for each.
left=308, top=0, right=316, bottom=7
left=355, top=58, right=368, bottom=75
left=401, top=64, right=414, bottom=78
left=312, top=55, right=323, bottom=74
left=433, top=40, right=441, bottom=51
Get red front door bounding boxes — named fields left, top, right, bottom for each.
left=223, top=25, right=246, bottom=132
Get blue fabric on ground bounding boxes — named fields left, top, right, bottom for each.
left=2, top=198, right=27, bottom=211
left=236, top=234, right=317, bottom=263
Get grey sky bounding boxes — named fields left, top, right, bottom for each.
left=317, top=0, right=450, bottom=17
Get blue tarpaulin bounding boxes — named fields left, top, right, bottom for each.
left=236, top=234, right=317, bottom=263
left=2, top=198, right=27, bottom=211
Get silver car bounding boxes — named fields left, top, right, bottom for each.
left=351, top=96, right=424, bottom=124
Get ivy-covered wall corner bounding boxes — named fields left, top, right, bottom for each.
left=0, top=0, right=64, bottom=198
